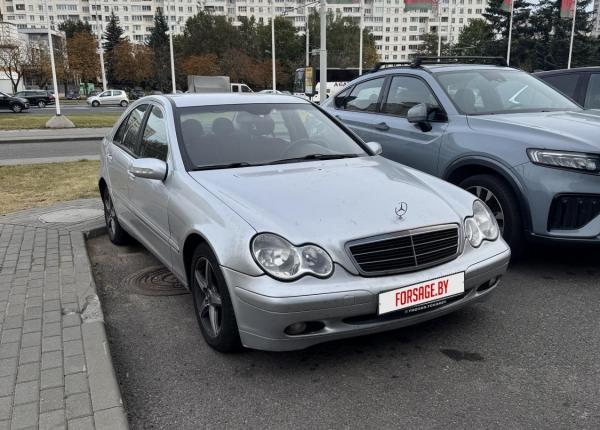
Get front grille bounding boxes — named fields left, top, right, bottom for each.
left=548, top=194, right=600, bottom=230
left=346, top=225, right=460, bottom=276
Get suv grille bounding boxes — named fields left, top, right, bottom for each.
left=548, top=194, right=600, bottom=230
left=346, top=225, right=460, bottom=276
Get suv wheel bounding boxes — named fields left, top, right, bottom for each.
left=11, top=104, right=23, bottom=113
left=120, top=100, right=128, bottom=107
left=102, top=188, right=130, bottom=245
left=190, top=244, right=241, bottom=353
left=92, top=100, right=100, bottom=107
left=459, top=174, right=523, bottom=252
left=37, top=100, right=46, bottom=108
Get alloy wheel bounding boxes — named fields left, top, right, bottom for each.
left=193, top=257, right=223, bottom=338
left=466, top=185, right=505, bottom=234
left=38, top=101, right=46, bottom=108
left=103, top=192, right=117, bottom=238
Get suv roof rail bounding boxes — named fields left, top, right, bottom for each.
left=368, top=61, right=415, bottom=73
left=412, top=56, right=508, bottom=67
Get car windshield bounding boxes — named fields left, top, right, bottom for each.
left=177, top=103, right=367, bottom=170
left=435, top=69, right=581, bottom=115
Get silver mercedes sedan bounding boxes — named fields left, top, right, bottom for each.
left=98, top=94, right=510, bottom=352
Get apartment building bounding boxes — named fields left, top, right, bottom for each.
left=0, top=0, right=488, bottom=59
left=593, top=0, right=599, bottom=38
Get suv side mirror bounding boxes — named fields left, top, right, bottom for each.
left=129, top=158, right=167, bottom=181
left=407, top=103, right=433, bottom=132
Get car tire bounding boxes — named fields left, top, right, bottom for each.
left=190, top=243, right=242, bottom=353
left=102, top=188, right=130, bottom=245
left=38, top=100, right=46, bottom=108
left=11, top=104, right=23, bottom=113
left=459, top=174, right=523, bottom=253
left=120, top=100, right=128, bottom=107
left=92, top=100, right=100, bottom=107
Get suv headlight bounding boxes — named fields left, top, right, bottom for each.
left=464, top=200, right=499, bottom=248
left=251, top=233, right=333, bottom=281
left=527, top=149, right=600, bottom=174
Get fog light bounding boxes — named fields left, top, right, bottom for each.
left=285, top=322, right=307, bottom=335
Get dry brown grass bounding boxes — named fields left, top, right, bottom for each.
left=0, top=160, right=100, bottom=215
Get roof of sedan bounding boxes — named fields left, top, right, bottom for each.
left=165, top=93, right=310, bottom=108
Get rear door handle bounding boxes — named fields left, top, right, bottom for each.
left=374, top=122, right=390, bottom=131
left=105, top=152, right=113, bottom=161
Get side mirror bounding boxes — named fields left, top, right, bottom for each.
left=407, top=103, right=432, bottom=132
left=129, top=158, right=167, bottom=181
left=366, top=141, right=383, bottom=155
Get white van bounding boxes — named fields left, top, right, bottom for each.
left=231, top=83, right=253, bottom=93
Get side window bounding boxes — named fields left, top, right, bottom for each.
left=584, top=74, right=600, bottom=109
left=113, top=113, right=131, bottom=145
left=382, top=76, right=440, bottom=117
left=139, top=106, right=168, bottom=161
left=242, top=85, right=252, bottom=93
left=100, top=91, right=110, bottom=98
left=542, top=74, right=579, bottom=100
left=344, top=78, right=385, bottom=112
left=333, top=86, right=352, bottom=109
left=114, top=90, right=122, bottom=96
left=119, top=105, right=148, bottom=154
left=231, top=86, right=239, bottom=93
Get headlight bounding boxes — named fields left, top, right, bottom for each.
left=251, top=233, right=333, bottom=281
left=464, top=200, right=499, bottom=247
left=527, top=149, right=600, bottom=174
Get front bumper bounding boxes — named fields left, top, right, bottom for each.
left=223, top=239, right=510, bottom=351
left=518, top=162, right=600, bottom=242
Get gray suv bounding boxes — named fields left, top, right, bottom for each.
left=323, top=57, right=600, bottom=251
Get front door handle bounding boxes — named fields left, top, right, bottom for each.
left=105, top=152, right=113, bottom=161
left=374, top=122, right=390, bottom=131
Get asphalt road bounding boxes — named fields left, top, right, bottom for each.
left=0, top=139, right=100, bottom=165
left=0, top=104, right=126, bottom=114
left=87, top=235, right=600, bottom=430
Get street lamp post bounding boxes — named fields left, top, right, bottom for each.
left=358, top=0, right=363, bottom=75
left=271, top=1, right=276, bottom=91
left=168, top=5, right=176, bottom=94
left=305, top=3, right=310, bottom=67
left=94, top=0, right=107, bottom=91
left=43, top=0, right=61, bottom=116
left=318, top=0, right=326, bottom=104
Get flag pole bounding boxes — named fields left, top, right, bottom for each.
left=506, top=0, right=514, bottom=65
left=567, top=0, right=577, bottom=69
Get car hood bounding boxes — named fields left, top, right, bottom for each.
left=189, top=157, right=472, bottom=259
left=467, top=110, right=600, bottom=152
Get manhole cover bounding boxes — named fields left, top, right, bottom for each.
left=39, top=208, right=104, bottom=223
left=124, top=266, right=189, bottom=296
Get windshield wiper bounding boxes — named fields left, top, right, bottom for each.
left=266, top=153, right=360, bottom=165
left=191, top=162, right=258, bottom=171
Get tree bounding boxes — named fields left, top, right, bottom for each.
left=66, top=32, right=100, bottom=94
left=181, top=54, right=221, bottom=76
left=103, top=12, right=125, bottom=84
left=147, top=9, right=171, bottom=91
left=112, top=41, right=154, bottom=87
left=454, top=19, right=495, bottom=56
left=59, top=20, right=92, bottom=38
left=307, top=11, right=378, bottom=69
left=0, top=43, right=26, bottom=93
left=415, top=32, right=450, bottom=56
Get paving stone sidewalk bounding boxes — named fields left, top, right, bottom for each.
left=0, top=199, right=128, bottom=430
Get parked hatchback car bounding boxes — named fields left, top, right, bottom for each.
left=323, top=57, right=600, bottom=251
left=534, top=67, right=600, bottom=110
left=14, top=89, right=55, bottom=108
left=0, top=91, right=30, bottom=113
left=99, top=93, right=510, bottom=352
left=87, top=90, right=129, bottom=107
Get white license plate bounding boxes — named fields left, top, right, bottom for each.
left=378, top=272, right=465, bottom=315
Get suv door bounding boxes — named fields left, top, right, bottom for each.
left=376, top=75, right=448, bottom=175
left=127, top=105, right=172, bottom=262
left=0, top=93, right=9, bottom=109
left=107, top=104, right=149, bottom=226
left=332, top=77, right=387, bottom=143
